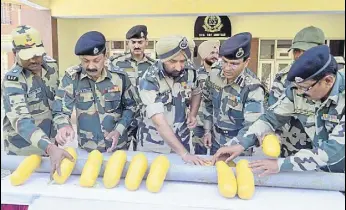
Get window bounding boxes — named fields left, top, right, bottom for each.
left=111, top=41, right=125, bottom=50
left=260, top=40, right=275, bottom=59
left=1, top=3, right=12, bottom=24
left=276, top=40, right=292, bottom=59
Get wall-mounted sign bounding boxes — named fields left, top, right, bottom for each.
left=194, top=16, right=232, bottom=38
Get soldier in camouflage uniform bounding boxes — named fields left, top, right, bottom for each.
left=213, top=45, right=345, bottom=175
left=269, top=26, right=325, bottom=157
left=203, top=32, right=265, bottom=155
left=53, top=31, right=137, bottom=153
left=193, top=40, right=220, bottom=155
left=138, top=35, right=207, bottom=165
left=110, top=25, right=155, bottom=150
left=2, top=25, right=73, bottom=175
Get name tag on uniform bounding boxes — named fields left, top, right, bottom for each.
left=104, top=85, right=120, bottom=94
left=79, top=88, right=92, bottom=93
left=321, top=114, right=339, bottom=123
left=28, top=87, right=42, bottom=98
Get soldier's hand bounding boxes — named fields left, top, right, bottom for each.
left=56, top=126, right=75, bottom=146
left=249, top=159, right=280, bottom=177
left=203, top=131, right=212, bottom=148
left=46, top=144, right=74, bottom=178
left=105, top=130, right=120, bottom=153
left=182, top=153, right=208, bottom=165
left=211, top=145, right=245, bottom=165
left=186, top=115, right=197, bottom=129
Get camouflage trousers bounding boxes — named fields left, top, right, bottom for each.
left=192, top=126, right=208, bottom=155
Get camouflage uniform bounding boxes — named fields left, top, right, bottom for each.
left=240, top=46, right=345, bottom=173
left=137, top=60, right=200, bottom=153
left=2, top=25, right=58, bottom=156
left=269, top=64, right=313, bottom=157
left=110, top=53, right=155, bottom=146
left=193, top=65, right=209, bottom=154
left=52, top=61, right=137, bottom=153
left=203, top=64, right=265, bottom=155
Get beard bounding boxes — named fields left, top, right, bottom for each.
left=166, top=69, right=184, bottom=78
left=205, top=58, right=217, bottom=66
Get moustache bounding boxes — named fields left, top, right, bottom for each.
left=134, top=48, right=141, bottom=51
left=86, top=68, right=98, bottom=72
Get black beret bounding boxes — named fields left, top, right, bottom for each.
left=220, top=32, right=252, bottom=60
left=75, top=31, right=106, bottom=56
left=126, top=25, right=148, bottom=39
left=287, top=45, right=336, bottom=83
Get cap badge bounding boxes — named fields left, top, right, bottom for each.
left=236, top=48, right=244, bottom=58
left=93, top=47, right=99, bottom=55
left=295, top=77, right=304, bottom=83
left=140, top=32, right=144, bottom=37
left=179, top=37, right=188, bottom=50
left=25, top=34, right=34, bottom=46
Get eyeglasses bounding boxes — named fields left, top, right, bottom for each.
left=293, top=80, right=319, bottom=92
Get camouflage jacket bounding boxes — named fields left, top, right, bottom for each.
left=203, top=63, right=265, bottom=145
left=241, top=71, right=345, bottom=172
left=2, top=56, right=59, bottom=156
left=196, top=65, right=209, bottom=127
left=137, top=60, right=200, bottom=153
left=52, top=61, right=137, bottom=152
left=110, top=53, right=155, bottom=102
left=269, top=64, right=312, bottom=157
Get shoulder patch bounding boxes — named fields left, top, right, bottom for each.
left=5, top=65, right=23, bottom=82
left=6, top=75, right=19, bottom=81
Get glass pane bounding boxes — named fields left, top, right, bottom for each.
left=278, top=63, right=289, bottom=71
left=261, top=63, right=272, bottom=90
left=260, top=40, right=275, bottom=59
left=147, top=41, right=155, bottom=49
left=329, top=40, right=345, bottom=56
left=111, top=41, right=125, bottom=50
left=277, top=40, right=292, bottom=49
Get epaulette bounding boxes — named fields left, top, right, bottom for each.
left=144, top=63, right=160, bottom=83
left=5, top=65, right=23, bottom=82
left=108, top=64, right=127, bottom=75
left=146, top=56, right=156, bottom=63
left=43, top=55, right=56, bottom=63
left=65, top=65, right=82, bottom=77
left=109, top=53, right=127, bottom=62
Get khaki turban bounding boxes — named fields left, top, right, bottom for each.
left=156, top=35, right=191, bottom=62
left=198, top=40, right=220, bottom=60
left=187, top=37, right=195, bottom=59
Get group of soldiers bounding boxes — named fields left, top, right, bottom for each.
left=2, top=24, right=345, bottom=176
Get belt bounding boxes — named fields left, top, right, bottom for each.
left=214, top=126, right=239, bottom=137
